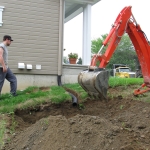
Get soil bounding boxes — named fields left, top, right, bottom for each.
left=2, top=85, right=150, bottom=150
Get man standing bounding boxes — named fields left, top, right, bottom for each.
left=0, top=35, right=17, bottom=96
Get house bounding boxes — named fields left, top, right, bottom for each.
left=0, top=0, right=100, bottom=93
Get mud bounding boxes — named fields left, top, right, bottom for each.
left=2, top=86, right=150, bottom=150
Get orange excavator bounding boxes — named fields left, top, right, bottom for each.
left=78, top=6, right=150, bottom=99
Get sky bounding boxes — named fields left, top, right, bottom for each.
left=64, top=0, right=150, bottom=58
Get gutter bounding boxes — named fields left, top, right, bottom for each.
left=58, top=0, right=64, bottom=76
left=57, top=0, right=77, bottom=106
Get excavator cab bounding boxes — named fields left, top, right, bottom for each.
left=78, top=6, right=150, bottom=98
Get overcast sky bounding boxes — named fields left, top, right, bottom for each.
left=64, top=0, right=150, bottom=58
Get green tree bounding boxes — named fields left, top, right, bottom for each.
left=91, top=34, right=138, bottom=70
left=77, top=57, right=82, bottom=64
left=91, top=34, right=107, bottom=55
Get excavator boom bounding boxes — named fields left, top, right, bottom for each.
left=78, top=6, right=150, bottom=99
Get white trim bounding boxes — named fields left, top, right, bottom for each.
left=65, top=7, right=83, bottom=23
left=0, top=6, right=4, bottom=26
left=65, top=0, right=100, bottom=5
left=65, top=0, right=100, bottom=23
left=82, top=4, right=91, bottom=65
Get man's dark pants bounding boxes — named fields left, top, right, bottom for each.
left=0, top=67, right=17, bottom=95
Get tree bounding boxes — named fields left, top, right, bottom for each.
left=91, top=34, right=138, bottom=70
left=91, top=34, right=107, bottom=55
left=77, top=57, right=82, bottom=64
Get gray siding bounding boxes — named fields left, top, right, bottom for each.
left=0, top=0, right=60, bottom=74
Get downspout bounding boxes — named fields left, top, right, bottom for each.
left=58, top=0, right=77, bottom=106
left=57, top=0, right=64, bottom=81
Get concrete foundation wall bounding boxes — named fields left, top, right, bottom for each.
left=2, top=64, right=88, bottom=94
left=62, top=64, right=87, bottom=84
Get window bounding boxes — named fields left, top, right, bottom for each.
left=116, top=69, right=119, bottom=72
left=119, top=68, right=130, bottom=72
left=0, top=6, right=4, bottom=26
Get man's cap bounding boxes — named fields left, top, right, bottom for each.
left=3, top=35, right=13, bottom=41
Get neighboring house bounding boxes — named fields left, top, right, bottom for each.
left=0, top=0, right=100, bottom=93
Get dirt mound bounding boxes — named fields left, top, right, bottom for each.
left=2, top=86, right=150, bottom=150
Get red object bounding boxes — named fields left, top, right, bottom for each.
left=90, top=6, right=150, bottom=95
left=69, top=58, right=77, bottom=64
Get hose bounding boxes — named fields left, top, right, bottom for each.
left=69, top=93, right=78, bottom=106
left=57, top=75, right=62, bottom=86
left=57, top=75, right=78, bottom=106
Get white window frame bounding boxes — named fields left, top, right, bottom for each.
left=0, top=6, right=5, bottom=26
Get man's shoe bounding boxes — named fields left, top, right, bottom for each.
left=13, top=93, right=18, bottom=97
left=10, top=93, right=18, bottom=97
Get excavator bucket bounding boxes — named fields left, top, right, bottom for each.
left=78, top=69, right=109, bottom=100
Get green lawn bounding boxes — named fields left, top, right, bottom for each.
left=0, top=77, right=144, bottom=114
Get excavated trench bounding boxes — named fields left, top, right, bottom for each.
left=12, top=85, right=149, bottom=130
left=12, top=86, right=137, bottom=130
left=3, top=86, right=150, bottom=150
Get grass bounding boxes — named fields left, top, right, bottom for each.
left=0, top=86, right=71, bottom=114
left=0, top=77, right=144, bottom=114
left=0, top=77, right=146, bottom=148
left=49, top=86, right=72, bottom=104
left=63, top=83, right=88, bottom=99
left=109, top=77, right=143, bottom=87
left=0, top=115, right=6, bottom=149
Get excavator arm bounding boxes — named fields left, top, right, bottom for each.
left=90, top=6, right=133, bottom=68
left=127, top=18, right=150, bottom=94
left=78, top=6, right=150, bottom=99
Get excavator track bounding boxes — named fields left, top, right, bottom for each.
left=78, top=69, right=109, bottom=100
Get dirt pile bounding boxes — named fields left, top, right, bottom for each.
left=5, top=115, right=120, bottom=150
left=2, top=86, right=150, bottom=150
